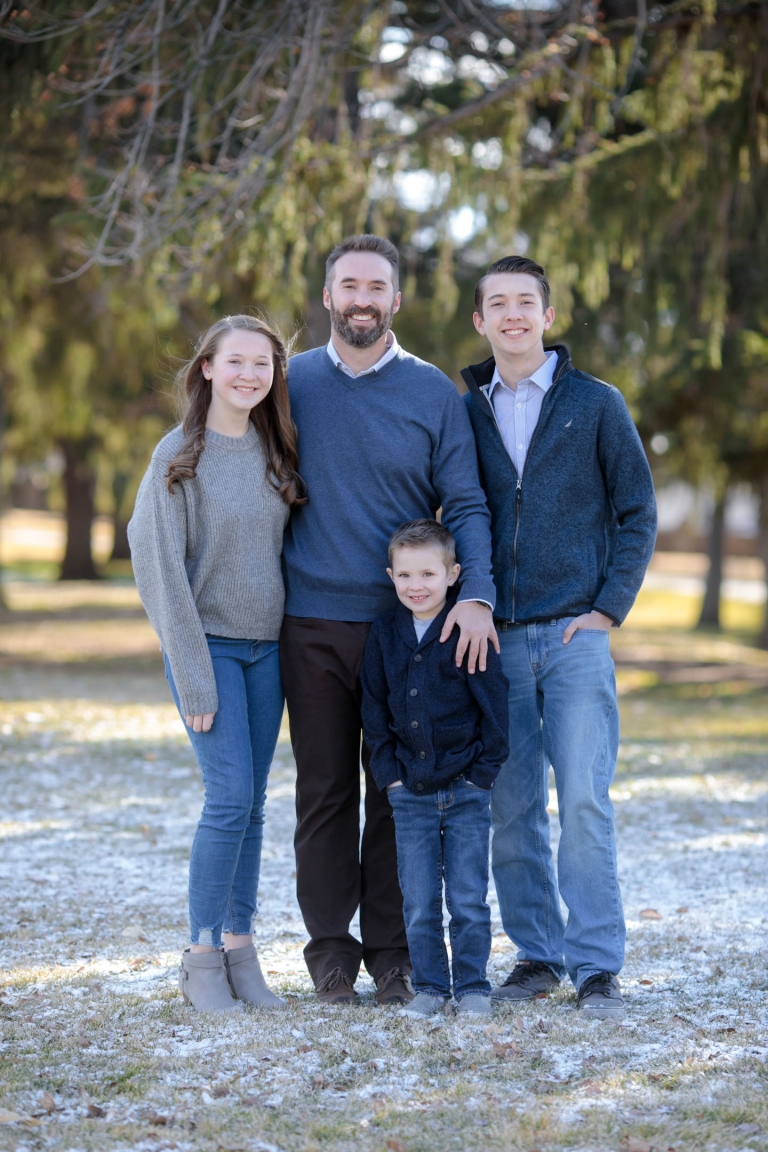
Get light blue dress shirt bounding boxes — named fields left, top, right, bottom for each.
left=326, top=330, right=400, bottom=376
left=486, top=351, right=558, bottom=477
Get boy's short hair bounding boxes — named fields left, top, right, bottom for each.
left=474, top=255, right=551, bottom=314
left=388, top=519, right=456, bottom=568
left=325, top=234, right=400, bottom=290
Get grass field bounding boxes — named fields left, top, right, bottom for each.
left=0, top=579, right=766, bottom=1152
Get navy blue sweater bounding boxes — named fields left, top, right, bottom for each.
left=461, top=345, right=657, bottom=625
left=361, top=596, right=510, bottom=794
left=283, top=346, right=496, bottom=620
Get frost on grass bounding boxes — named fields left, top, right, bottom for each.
left=0, top=586, right=767, bottom=1151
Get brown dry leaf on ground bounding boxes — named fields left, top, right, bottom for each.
left=623, top=1138, right=676, bottom=1152
left=639, top=908, right=664, bottom=920
left=386, top=1140, right=407, bottom=1152
left=493, top=1040, right=523, bottom=1059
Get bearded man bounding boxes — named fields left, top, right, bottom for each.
left=280, top=234, right=497, bottom=1005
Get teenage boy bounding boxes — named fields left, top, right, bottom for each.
left=361, top=520, right=509, bottom=1017
left=280, top=235, right=498, bottom=1005
left=462, top=255, right=657, bottom=1016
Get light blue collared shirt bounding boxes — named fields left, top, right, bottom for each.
left=326, top=330, right=400, bottom=377
left=486, top=351, right=557, bottom=477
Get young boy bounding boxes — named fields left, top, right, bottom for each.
left=361, top=519, right=509, bottom=1018
left=462, top=255, right=657, bottom=1016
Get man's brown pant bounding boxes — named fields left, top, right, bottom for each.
left=279, top=615, right=410, bottom=986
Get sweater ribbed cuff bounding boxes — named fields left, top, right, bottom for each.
left=177, top=692, right=219, bottom=719
left=457, top=578, right=497, bottom=611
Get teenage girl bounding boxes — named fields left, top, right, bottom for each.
left=129, top=315, right=306, bottom=1012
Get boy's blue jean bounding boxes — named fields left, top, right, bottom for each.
left=388, top=776, right=492, bottom=1000
left=164, top=637, right=284, bottom=948
left=493, top=618, right=624, bottom=990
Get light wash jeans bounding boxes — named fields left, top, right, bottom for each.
left=164, top=637, right=284, bottom=948
left=388, top=776, right=492, bottom=1001
left=493, top=618, right=624, bottom=990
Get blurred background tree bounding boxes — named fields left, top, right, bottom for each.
left=1, top=0, right=766, bottom=637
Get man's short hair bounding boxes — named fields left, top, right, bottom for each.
left=388, top=519, right=456, bottom=568
left=474, top=255, right=551, bottom=313
left=326, top=234, right=400, bottom=291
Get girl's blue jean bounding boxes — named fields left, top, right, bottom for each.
left=387, top=776, right=492, bottom=1000
left=164, top=637, right=284, bottom=948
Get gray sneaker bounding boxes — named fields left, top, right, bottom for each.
left=457, top=994, right=492, bottom=1018
left=492, top=961, right=560, bottom=1001
left=577, top=972, right=625, bottom=1018
left=399, top=992, right=446, bottom=1018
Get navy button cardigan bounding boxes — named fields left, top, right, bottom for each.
left=361, top=596, right=510, bottom=795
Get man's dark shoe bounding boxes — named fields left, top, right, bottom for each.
left=492, top=961, right=560, bottom=1001
left=375, top=968, right=415, bottom=1006
left=577, top=971, right=625, bottom=1018
left=315, top=967, right=359, bottom=1005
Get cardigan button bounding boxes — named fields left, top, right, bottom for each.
left=416, top=782, right=425, bottom=790
left=419, top=751, right=426, bottom=759
left=410, top=688, right=418, bottom=696
left=414, top=653, right=422, bottom=662
left=411, top=720, right=418, bottom=728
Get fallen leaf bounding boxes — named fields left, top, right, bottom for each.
left=536, top=1018, right=553, bottom=1033
left=79, top=1037, right=92, bottom=1048
left=312, top=1075, right=329, bottom=1089
left=640, top=909, right=663, bottom=920
left=0, top=1109, right=24, bottom=1124
left=623, top=1139, right=654, bottom=1152
left=296, top=1044, right=313, bottom=1053
left=212, top=1085, right=229, bottom=1098
left=386, top=1141, right=406, bottom=1152
left=494, top=1040, right=523, bottom=1059
left=38, top=1093, right=56, bottom=1114
left=676, top=906, right=689, bottom=913
left=147, top=1111, right=168, bottom=1125
left=241, top=1095, right=261, bottom=1107
left=86, top=1103, right=105, bottom=1118
left=639, top=979, right=654, bottom=986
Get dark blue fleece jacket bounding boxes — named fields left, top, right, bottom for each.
left=461, top=345, right=657, bottom=625
left=361, top=595, right=510, bottom=795
left=283, top=346, right=496, bottom=620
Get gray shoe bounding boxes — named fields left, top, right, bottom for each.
left=457, top=994, right=493, bottom=1018
left=178, top=949, right=243, bottom=1013
left=577, top=972, right=625, bottom=1018
left=492, top=961, right=560, bottom=1001
left=399, top=992, right=446, bottom=1018
left=223, top=944, right=287, bottom=1009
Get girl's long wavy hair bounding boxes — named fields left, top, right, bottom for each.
left=166, top=315, right=307, bottom=505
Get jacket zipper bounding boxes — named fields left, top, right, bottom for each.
left=511, top=477, right=522, bottom=622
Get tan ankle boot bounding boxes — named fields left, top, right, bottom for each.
left=178, top=949, right=243, bottom=1013
left=223, top=944, right=287, bottom=1009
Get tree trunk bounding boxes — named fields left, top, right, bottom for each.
left=60, top=438, right=99, bottom=580
left=0, top=372, right=10, bottom=616
left=109, top=472, right=132, bottom=561
left=697, top=491, right=726, bottom=629
left=757, top=474, right=768, bottom=649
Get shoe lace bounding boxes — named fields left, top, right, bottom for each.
left=579, top=971, right=615, bottom=998
left=316, top=967, right=353, bottom=995
left=501, top=961, right=555, bottom=987
left=376, top=967, right=411, bottom=995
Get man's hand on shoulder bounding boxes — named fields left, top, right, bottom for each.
left=440, top=600, right=499, bottom=674
left=562, top=610, right=614, bottom=644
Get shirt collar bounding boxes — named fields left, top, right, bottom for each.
left=326, top=330, right=399, bottom=376
left=486, top=349, right=557, bottom=398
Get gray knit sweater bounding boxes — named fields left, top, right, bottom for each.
left=128, top=423, right=289, bottom=716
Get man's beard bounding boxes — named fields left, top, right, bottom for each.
left=330, top=299, right=394, bottom=348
